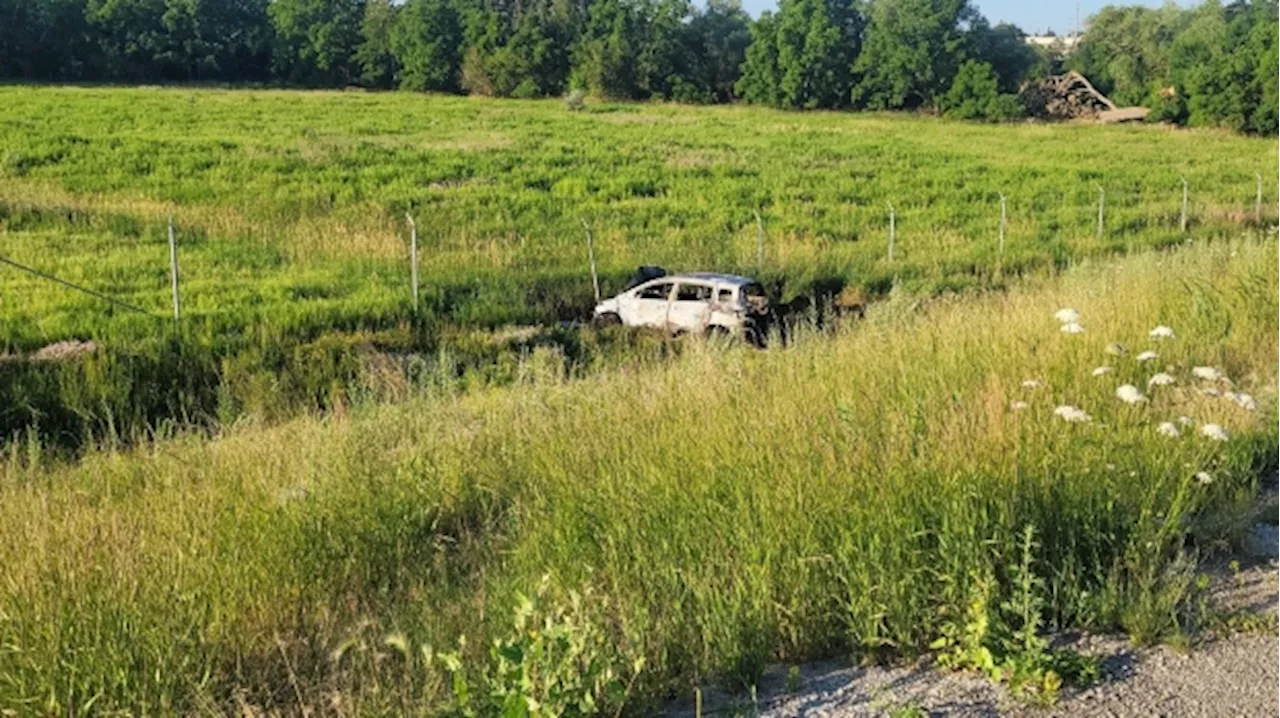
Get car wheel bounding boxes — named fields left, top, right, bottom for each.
left=594, top=312, right=622, bottom=327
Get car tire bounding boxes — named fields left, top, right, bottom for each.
left=594, top=312, right=622, bottom=327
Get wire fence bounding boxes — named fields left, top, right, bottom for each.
left=2, top=174, right=1276, bottom=333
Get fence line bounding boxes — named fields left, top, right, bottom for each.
left=0, top=254, right=158, bottom=317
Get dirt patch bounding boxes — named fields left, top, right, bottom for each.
left=29, top=340, right=97, bottom=362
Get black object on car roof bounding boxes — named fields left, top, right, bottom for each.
left=623, top=265, right=667, bottom=291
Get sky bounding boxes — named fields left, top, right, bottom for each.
left=734, top=0, right=1178, bottom=34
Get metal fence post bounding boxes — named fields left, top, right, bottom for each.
left=406, top=213, right=419, bottom=311
left=582, top=219, right=600, bottom=302
left=753, top=210, right=764, bottom=273
left=168, top=216, right=180, bottom=322
left=998, top=193, right=1007, bottom=259
left=1179, top=176, right=1188, bottom=233
left=1257, top=174, right=1264, bottom=224
left=887, top=202, right=896, bottom=261
left=1096, top=187, right=1105, bottom=242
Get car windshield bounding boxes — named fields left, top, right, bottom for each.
left=742, top=283, right=766, bottom=300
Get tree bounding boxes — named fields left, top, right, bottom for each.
left=391, top=0, right=463, bottom=92
left=355, top=0, right=396, bottom=87
left=572, top=0, right=639, bottom=98
left=852, top=0, right=978, bottom=111
left=939, top=59, right=1021, bottom=120
left=737, top=0, right=861, bottom=109
left=968, top=20, right=1037, bottom=92
left=269, top=0, right=364, bottom=85
left=736, top=11, right=784, bottom=105
left=686, top=0, right=751, bottom=101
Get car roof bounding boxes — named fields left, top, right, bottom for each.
left=658, top=273, right=757, bottom=286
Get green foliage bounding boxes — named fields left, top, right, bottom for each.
left=355, top=0, right=397, bottom=88
left=268, top=0, right=364, bottom=85
left=852, top=0, right=978, bottom=111
left=931, top=526, right=1101, bottom=706
left=435, top=577, right=644, bottom=717
left=736, top=0, right=861, bottom=109
left=1074, top=0, right=1277, bottom=134
left=940, top=60, right=1023, bottom=121
left=391, top=0, right=463, bottom=92
left=0, top=240, right=1274, bottom=712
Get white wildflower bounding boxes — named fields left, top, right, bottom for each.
left=1054, top=405, right=1092, bottom=423
left=1010, top=401, right=1029, bottom=411
left=1116, top=384, right=1147, bottom=404
left=1054, top=308, right=1081, bottom=324
left=1060, top=322, right=1085, bottom=334
left=1177, top=416, right=1194, bottom=426
left=1195, top=471, right=1214, bottom=485
left=1105, top=343, right=1128, bottom=356
left=1200, top=423, right=1230, bottom=441
left=1092, top=366, right=1114, bottom=377
left=1149, top=325, right=1175, bottom=339
left=1200, top=387, right=1221, bottom=397
left=1136, top=351, right=1159, bottom=362
left=1192, top=366, right=1222, bottom=381
left=1156, top=422, right=1181, bottom=437
left=1021, top=379, right=1044, bottom=389
left=1225, top=392, right=1258, bottom=412
left=1147, top=373, right=1176, bottom=387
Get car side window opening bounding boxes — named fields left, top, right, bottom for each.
left=676, top=284, right=713, bottom=302
left=637, top=282, right=674, bottom=300
left=716, top=288, right=734, bottom=304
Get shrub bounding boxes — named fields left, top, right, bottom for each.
left=941, top=60, right=1024, bottom=122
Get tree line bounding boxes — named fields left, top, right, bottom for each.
left=1072, top=1, right=1277, bottom=134
left=0, top=0, right=1275, bottom=131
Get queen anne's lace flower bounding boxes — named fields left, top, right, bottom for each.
left=1021, top=379, right=1044, bottom=389
left=1223, top=392, right=1257, bottom=411
left=1136, top=351, right=1159, bottom=362
left=1196, top=471, right=1214, bottom=485
left=1149, top=325, right=1175, bottom=339
left=1092, top=366, right=1114, bottom=377
left=1060, top=322, right=1085, bottom=334
left=1157, top=422, right=1181, bottom=437
left=1054, top=308, right=1080, bottom=324
left=1192, top=366, right=1222, bottom=381
left=1200, top=424, right=1229, bottom=441
left=1147, top=373, right=1176, bottom=387
left=1010, top=401, right=1029, bottom=411
left=1054, top=405, right=1091, bottom=423
left=1116, top=384, right=1146, bottom=404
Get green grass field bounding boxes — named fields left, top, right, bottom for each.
left=1, top=238, right=1275, bottom=713
left=1, top=87, right=1277, bottom=715
left=2, top=87, right=1277, bottom=450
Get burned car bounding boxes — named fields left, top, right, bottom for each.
left=592, top=268, right=769, bottom=344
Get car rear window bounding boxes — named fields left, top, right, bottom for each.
left=676, top=284, right=713, bottom=301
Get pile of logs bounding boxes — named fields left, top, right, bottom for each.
left=1021, top=71, right=1148, bottom=122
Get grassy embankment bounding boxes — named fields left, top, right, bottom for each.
left=1, top=239, right=1275, bottom=714
left=1, top=87, right=1277, bottom=450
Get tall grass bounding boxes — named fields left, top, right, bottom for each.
left=1, top=239, right=1274, bottom=714
left=2, top=88, right=1277, bottom=451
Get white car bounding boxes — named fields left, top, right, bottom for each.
left=593, top=271, right=769, bottom=343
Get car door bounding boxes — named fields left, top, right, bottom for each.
left=667, top=282, right=713, bottom=333
left=627, top=281, right=674, bottom=328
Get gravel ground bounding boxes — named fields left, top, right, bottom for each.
left=668, top=563, right=1278, bottom=718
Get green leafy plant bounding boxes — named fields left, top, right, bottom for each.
left=433, top=576, right=644, bottom=717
